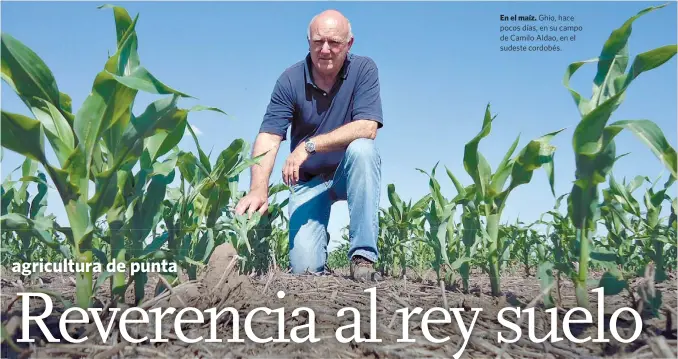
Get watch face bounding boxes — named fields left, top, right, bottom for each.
left=306, top=141, right=315, bottom=152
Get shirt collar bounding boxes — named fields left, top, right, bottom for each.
left=304, top=52, right=351, bottom=87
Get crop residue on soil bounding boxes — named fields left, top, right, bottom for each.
left=2, top=262, right=676, bottom=359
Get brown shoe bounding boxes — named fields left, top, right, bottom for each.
left=350, top=256, right=381, bottom=282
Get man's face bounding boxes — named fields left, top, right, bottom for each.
left=308, top=20, right=352, bottom=76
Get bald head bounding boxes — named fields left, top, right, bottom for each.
left=307, top=10, right=353, bottom=43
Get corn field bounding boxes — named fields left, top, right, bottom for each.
left=1, top=3, right=677, bottom=357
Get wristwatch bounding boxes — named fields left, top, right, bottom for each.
left=304, top=138, right=316, bottom=154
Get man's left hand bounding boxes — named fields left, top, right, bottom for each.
left=282, top=143, right=309, bottom=186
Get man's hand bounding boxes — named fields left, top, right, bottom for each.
left=282, top=142, right=310, bottom=186
left=234, top=188, right=269, bottom=217
left=234, top=132, right=282, bottom=218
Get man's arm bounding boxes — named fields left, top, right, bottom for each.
left=235, top=71, right=292, bottom=216
left=307, top=119, right=379, bottom=153
left=249, top=132, right=283, bottom=192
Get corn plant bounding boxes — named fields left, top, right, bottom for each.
left=637, top=176, right=675, bottom=282
left=599, top=175, right=645, bottom=274
left=562, top=3, right=677, bottom=309
left=457, top=103, right=563, bottom=296
left=157, top=135, right=262, bottom=290
left=265, top=194, right=290, bottom=271
left=261, top=184, right=290, bottom=271
left=448, top=172, right=483, bottom=293
left=505, top=220, right=544, bottom=276
left=605, top=175, right=677, bottom=281
left=415, top=164, right=484, bottom=291
left=378, top=184, right=429, bottom=277
left=1, top=158, right=69, bottom=269
left=376, top=212, right=398, bottom=275
left=410, top=235, right=435, bottom=276
left=537, top=193, right=583, bottom=308
left=416, top=165, right=460, bottom=287
left=216, top=182, right=289, bottom=275
left=1, top=5, right=224, bottom=308
left=327, top=234, right=350, bottom=271
left=269, top=225, right=290, bottom=271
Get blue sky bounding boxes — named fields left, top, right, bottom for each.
left=2, top=1, right=676, bottom=251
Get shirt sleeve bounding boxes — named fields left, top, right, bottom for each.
left=351, top=58, right=383, bottom=128
left=259, top=74, right=294, bottom=140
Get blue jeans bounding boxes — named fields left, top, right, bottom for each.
left=288, top=138, right=381, bottom=274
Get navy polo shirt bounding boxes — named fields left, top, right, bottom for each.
left=259, top=52, right=383, bottom=181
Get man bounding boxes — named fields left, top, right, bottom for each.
left=234, top=9, right=383, bottom=281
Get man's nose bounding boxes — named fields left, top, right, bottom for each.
left=321, top=41, right=331, bottom=52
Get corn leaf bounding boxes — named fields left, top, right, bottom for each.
left=1, top=33, right=61, bottom=108
left=107, top=67, right=192, bottom=98
left=563, top=58, right=598, bottom=116
left=98, top=4, right=139, bottom=68
left=1, top=111, right=47, bottom=164
left=186, top=119, right=212, bottom=173
left=463, top=104, right=495, bottom=200
left=88, top=96, right=184, bottom=220
left=568, top=2, right=676, bottom=160
left=489, top=134, right=521, bottom=196
left=604, top=119, right=677, bottom=180
left=0, top=213, right=61, bottom=249
left=128, top=166, right=175, bottom=245
left=387, top=184, right=404, bottom=222
left=608, top=175, right=641, bottom=216
left=144, top=115, right=188, bottom=162
left=509, top=128, right=564, bottom=190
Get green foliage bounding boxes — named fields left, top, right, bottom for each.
left=561, top=3, right=677, bottom=309
left=448, top=103, right=563, bottom=296
left=377, top=183, right=429, bottom=277
left=1, top=158, right=68, bottom=269
left=1, top=5, right=231, bottom=308
left=327, top=240, right=350, bottom=270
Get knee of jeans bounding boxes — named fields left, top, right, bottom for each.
left=289, top=239, right=326, bottom=274
left=346, top=138, right=378, bottom=160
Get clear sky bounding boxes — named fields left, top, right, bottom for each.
left=2, top=1, right=676, bottom=251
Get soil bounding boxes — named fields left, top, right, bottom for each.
left=1, top=244, right=676, bottom=359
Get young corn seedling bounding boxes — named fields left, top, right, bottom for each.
left=599, top=175, right=644, bottom=274
left=417, top=164, right=474, bottom=289
left=563, top=3, right=677, bottom=309
left=379, top=183, right=430, bottom=277
left=215, top=182, right=287, bottom=275
left=459, top=103, right=563, bottom=296
left=629, top=175, right=675, bottom=282
left=505, top=220, right=542, bottom=276
left=157, top=136, right=263, bottom=290
left=1, top=158, right=68, bottom=270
